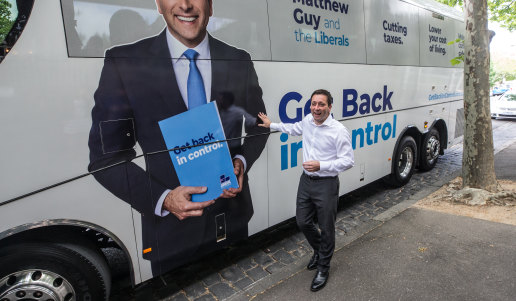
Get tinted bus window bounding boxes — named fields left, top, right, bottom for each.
left=61, top=0, right=271, bottom=60
left=0, top=0, right=33, bottom=63
left=61, top=0, right=163, bottom=57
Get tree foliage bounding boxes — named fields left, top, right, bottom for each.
left=488, top=0, right=516, bottom=31
left=490, top=63, right=516, bottom=86
left=436, top=0, right=515, bottom=31
left=0, top=0, right=14, bottom=42
left=448, top=38, right=465, bottom=65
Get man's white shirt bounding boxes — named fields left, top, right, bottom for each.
left=270, top=114, right=354, bottom=177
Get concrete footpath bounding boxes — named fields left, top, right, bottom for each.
left=249, top=141, right=516, bottom=300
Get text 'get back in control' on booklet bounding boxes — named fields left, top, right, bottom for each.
left=158, top=102, right=238, bottom=202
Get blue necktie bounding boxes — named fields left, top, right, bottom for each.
left=183, top=49, right=207, bottom=109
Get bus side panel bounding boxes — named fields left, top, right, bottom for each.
left=256, top=62, right=462, bottom=227
left=0, top=175, right=146, bottom=283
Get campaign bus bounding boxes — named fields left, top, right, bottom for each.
left=0, top=0, right=464, bottom=300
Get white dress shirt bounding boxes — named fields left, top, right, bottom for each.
left=270, top=114, right=354, bottom=177
left=166, top=30, right=212, bottom=107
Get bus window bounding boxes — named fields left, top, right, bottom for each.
left=0, top=0, right=33, bottom=63
left=61, top=0, right=164, bottom=57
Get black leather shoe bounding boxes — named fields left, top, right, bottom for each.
left=310, top=271, right=329, bottom=292
left=306, top=253, right=319, bottom=270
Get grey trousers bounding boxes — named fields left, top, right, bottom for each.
left=296, top=172, right=339, bottom=273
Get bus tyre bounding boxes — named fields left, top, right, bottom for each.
left=419, top=128, right=440, bottom=171
left=388, top=136, right=417, bottom=187
left=0, top=242, right=111, bottom=301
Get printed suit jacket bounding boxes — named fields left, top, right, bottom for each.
left=88, top=29, right=268, bottom=274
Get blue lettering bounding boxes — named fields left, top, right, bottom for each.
left=291, top=141, right=303, bottom=168
left=293, top=8, right=303, bottom=25
left=372, top=93, right=382, bottom=112
left=304, top=98, right=311, bottom=116
left=359, top=94, right=370, bottom=115
left=342, top=88, right=358, bottom=117
left=352, top=128, right=364, bottom=149
left=279, top=92, right=304, bottom=123
left=374, top=123, right=381, bottom=143
left=383, top=85, right=393, bottom=111
left=381, top=122, right=392, bottom=140
left=293, top=8, right=320, bottom=30
left=392, top=114, right=397, bottom=138
left=340, top=86, right=394, bottom=118
left=351, top=114, right=397, bottom=149
left=280, top=133, right=289, bottom=170
left=279, top=133, right=304, bottom=171
left=365, top=122, right=374, bottom=145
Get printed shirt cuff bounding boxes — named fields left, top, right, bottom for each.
left=155, top=189, right=171, bottom=217
left=234, top=154, right=247, bottom=172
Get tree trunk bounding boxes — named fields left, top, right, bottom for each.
left=462, top=0, right=497, bottom=192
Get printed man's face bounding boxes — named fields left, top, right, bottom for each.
left=310, top=94, right=332, bottom=125
left=156, top=0, right=213, bottom=48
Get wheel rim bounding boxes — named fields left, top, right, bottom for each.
left=425, top=135, right=440, bottom=164
left=0, top=270, right=75, bottom=301
left=398, top=146, right=414, bottom=178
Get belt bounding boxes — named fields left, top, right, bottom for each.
left=303, top=172, right=338, bottom=180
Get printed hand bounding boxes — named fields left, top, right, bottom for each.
left=220, top=158, right=244, bottom=199
left=257, top=112, right=271, bottom=128
left=163, top=186, right=214, bottom=220
left=303, top=160, right=320, bottom=172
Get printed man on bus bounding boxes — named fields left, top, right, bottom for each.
left=88, top=0, right=268, bottom=275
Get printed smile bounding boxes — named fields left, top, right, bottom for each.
left=177, top=15, right=197, bottom=22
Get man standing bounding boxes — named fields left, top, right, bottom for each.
left=258, top=89, right=354, bottom=291
left=88, top=0, right=268, bottom=275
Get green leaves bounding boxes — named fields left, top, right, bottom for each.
left=436, top=0, right=515, bottom=32
left=0, top=0, right=14, bottom=42
left=448, top=38, right=464, bottom=45
left=437, top=0, right=464, bottom=6
left=488, top=0, right=516, bottom=31
left=448, top=38, right=464, bottom=66
left=450, top=57, right=464, bottom=66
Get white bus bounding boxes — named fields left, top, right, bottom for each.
left=0, top=0, right=464, bottom=300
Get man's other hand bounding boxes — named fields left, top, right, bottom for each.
left=163, top=186, right=214, bottom=220
left=303, top=160, right=320, bottom=172
left=220, top=158, right=244, bottom=199
left=258, top=112, right=271, bottom=128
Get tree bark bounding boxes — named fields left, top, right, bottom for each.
left=462, top=0, right=497, bottom=192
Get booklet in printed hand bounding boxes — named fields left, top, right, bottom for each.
left=158, top=102, right=238, bottom=202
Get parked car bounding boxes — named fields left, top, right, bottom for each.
left=492, top=86, right=510, bottom=96
left=491, top=92, right=516, bottom=119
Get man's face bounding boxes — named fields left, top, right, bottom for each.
left=310, top=94, right=332, bottom=125
left=156, top=0, right=213, bottom=48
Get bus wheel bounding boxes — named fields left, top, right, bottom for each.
left=387, top=136, right=417, bottom=187
left=0, top=242, right=111, bottom=301
left=419, top=128, right=440, bottom=171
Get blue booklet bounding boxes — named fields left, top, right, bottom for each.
left=158, top=102, right=238, bottom=202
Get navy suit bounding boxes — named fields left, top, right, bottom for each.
left=88, top=30, right=268, bottom=275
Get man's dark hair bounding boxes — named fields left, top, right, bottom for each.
left=311, top=89, right=333, bottom=106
